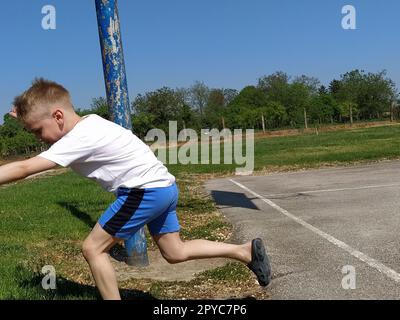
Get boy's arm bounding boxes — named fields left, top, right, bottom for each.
left=0, top=156, right=57, bottom=185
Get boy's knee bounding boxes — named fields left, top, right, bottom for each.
left=161, top=249, right=187, bottom=264
left=81, top=239, right=97, bottom=261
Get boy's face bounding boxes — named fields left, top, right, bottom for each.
left=24, top=109, right=65, bottom=144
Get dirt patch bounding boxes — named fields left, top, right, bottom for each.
left=254, top=121, right=399, bottom=139
left=110, top=249, right=231, bottom=282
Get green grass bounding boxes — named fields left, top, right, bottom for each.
left=167, top=124, right=400, bottom=175
left=253, top=125, right=400, bottom=167
left=197, top=262, right=251, bottom=282
left=141, top=263, right=253, bottom=300
left=0, top=170, right=228, bottom=299
left=0, top=172, right=114, bottom=299
left=180, top=220, right=229, bottom=241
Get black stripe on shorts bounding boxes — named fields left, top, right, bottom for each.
left=102, top=188, right=145, bottom=237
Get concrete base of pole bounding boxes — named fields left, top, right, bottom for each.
left=124, top=228, right=149, bottom=267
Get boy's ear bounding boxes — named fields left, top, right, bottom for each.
left=9, top=106, right=18, bottom=119
left=53, top=109, right=65, bottom=122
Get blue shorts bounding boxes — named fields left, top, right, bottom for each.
left=98, top=183, right=180, bottom=240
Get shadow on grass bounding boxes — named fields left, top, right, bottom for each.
left=10, top=265, right=156, bottom=300
left=58, top=202, right=97, bottom=229
left=57, top=202, right=129, bottom=263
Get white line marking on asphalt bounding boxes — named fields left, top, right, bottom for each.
left=264, top=183, right=400, bottom=198
left=229, top=179, right=400, bottom=283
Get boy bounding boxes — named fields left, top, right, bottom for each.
left=1, top=79, right=271, bottom=300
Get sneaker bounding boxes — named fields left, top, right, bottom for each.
left=247, top=238, right=272, bottom=287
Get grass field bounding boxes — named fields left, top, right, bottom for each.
left=2, top=123, right=400, bottom=299
left=168, top=123, right=400, bottom=175
left=0, top=171, right=234, bottom=299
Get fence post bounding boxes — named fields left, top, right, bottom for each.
left=261, top=113, right=266, bottom=134
left=391, top=101, right=395, bottom=122
left=95, top=0, right=149, bottom=267
left=303, top=108, right=308, bottom=129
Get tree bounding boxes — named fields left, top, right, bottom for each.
left=258, top=71, right=290, bottom=105
left=0, top=114, right=24, bottom=138
left=329, top=79, right=342, bottom=96
left=132, top=87, right=196, bottom=135
left=309, top=93, right=338, bottom=124
left=230, top=86, right=268, bottom=109
left=131, top=113, right=156, bottom=139
left=225, top=86, right=289, bottom=129
left=332, top=69, right=397, bottom=122
left=319, top=85, right=328, bottom=95
left=286, top=82, right=311, bottom=128
left=293, top=75, right=321, bottom=95
left=338, top=101, right=358, bottom=125
left=222, top=88, right=238, bottom=106
left=188, top=81, right=210, bottom=121
left=204, top=89, right=226, bottom=129
left=89, top=97, right=111, bottom=120
left=292, top=76, right=321, bottom=128
left=76, top=97, right=111, bottom=120
left=260, top=102, right=287, bottom=129
left=330, top=70, right=362, bottom=124
left=358, top=71, right=396, bottom=119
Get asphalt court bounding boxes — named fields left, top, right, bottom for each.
left=205, top=160, right=400, bottom=299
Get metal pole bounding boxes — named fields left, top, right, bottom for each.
left=95, top=0, right=149, bottom=267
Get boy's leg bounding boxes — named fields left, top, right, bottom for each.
left=82, top=223, right=121, bottom=300
left=153, top=232, right=271, bottom=286
left=152, top=232, right=252, bottom=264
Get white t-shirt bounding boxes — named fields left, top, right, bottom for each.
left=39, top=114, right=175, bottom=193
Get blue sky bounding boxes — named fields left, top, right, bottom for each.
left=1, top=0, right=400, bottom=124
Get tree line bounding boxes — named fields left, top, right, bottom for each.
left=1, top=69, right=399, bottom=156
left=130, top=69, right=399, bottom=138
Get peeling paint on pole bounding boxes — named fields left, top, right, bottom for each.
left=95, top=0, right=132, bottom=128
left=95, top=0, right=148, bottom=267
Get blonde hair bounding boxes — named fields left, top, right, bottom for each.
left=13, top=78, right=73, bottom=122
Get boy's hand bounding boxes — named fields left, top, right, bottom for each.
left=9, top=106, right=18, bottom=119
left=0, top=156, right=57, bottom=186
